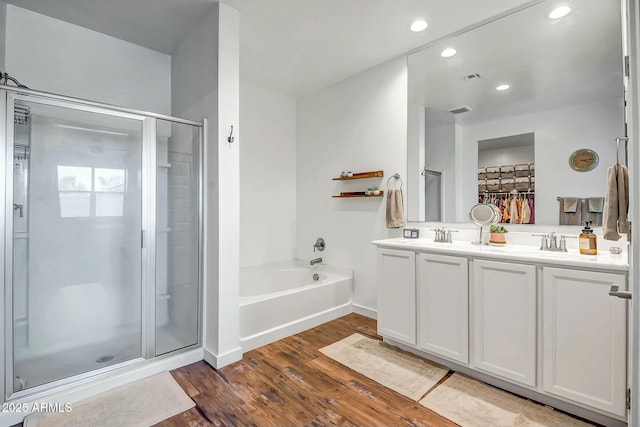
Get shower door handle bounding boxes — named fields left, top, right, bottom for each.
left=13, top=204, right=23, bottom=218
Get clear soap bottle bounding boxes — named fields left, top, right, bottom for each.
left=579, top=221, right=597, bottom=255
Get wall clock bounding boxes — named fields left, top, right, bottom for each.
left=569, top=149, right=599, bottom=172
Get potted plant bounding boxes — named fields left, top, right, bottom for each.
left=489, top=224, right=508, bottom=246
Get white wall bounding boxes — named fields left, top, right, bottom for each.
left=5, top=5, right=171, bottom=114
left=0, top=2, right=6, bottom=71
left=240, top=81, right=296, bottom=266
left=297, top=57, right=407, bottom=313
left=172, top=3, right=242, bottom=367
left=459, top=99, right=624, bottom=224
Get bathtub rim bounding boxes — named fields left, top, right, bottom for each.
left=239, top=259, right=353, bottom=306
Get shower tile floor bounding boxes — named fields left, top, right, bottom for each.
left=13, top=327, right=186, bottom=392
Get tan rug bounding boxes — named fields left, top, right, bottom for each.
left=319, top=333, right=449, bottom=400
left=419, top=373, right=594, bottom=427
left=24, top=371, right=194, bottom=427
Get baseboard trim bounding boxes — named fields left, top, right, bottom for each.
left=352, top=304, right=377, bottom=319
left=0, top=348, right=203, bottom=427
left=203, top=346, right=243, bottom=369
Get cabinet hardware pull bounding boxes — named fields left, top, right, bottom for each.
left=609, top=285, right=632, bottom=299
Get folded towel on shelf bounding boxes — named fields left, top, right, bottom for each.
left=386, top=188, right=405, bottom=229
left=563, top=197, right=578, bottom=213
left=603, top=164, right=629, bottom=240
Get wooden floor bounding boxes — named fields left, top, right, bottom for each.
left=158, top=313, right=457, bottom=427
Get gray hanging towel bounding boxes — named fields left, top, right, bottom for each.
left=558, top=197, right=581, bottom=225
left=584, top=197, right=604, bottom=226
left=386, top=188, right=405, bottom=229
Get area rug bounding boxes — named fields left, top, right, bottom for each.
left=319, top=333, right=449, bottom=400
left=24, top=371, right=194, bottom=427
left=419, top=373, right=593, bottom=427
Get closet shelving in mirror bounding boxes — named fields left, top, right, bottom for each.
left=332, top=170, right=384, bottom=198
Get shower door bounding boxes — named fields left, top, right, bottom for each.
left=4, top=93, right=148, bottom=395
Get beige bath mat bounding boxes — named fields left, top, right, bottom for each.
left=24, top=371, right=194, bottom=427
left=419, top=373, right=593, bottom=427
left=319, top=333, right=449, bottom=400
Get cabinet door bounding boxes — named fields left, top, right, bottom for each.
left=473, top=259, right=537, bottom=387
left=417, top=253, right=468, bottom=364
left=542, top=267, right=627, bottom=417
left=377, top=248, right=416, bottom=345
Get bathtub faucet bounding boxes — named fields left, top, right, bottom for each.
left=310, top=257, right=322, bottom=265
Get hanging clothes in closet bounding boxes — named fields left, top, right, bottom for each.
left=479, top=192, right=534, bottom=224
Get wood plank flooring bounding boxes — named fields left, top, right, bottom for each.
left=158, top=313, right=457, bottom=427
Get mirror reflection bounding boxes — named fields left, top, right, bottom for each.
left=407, top=0, right=625, bottom=225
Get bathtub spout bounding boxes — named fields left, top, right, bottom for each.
left=310, top=257, right=322, bottom=265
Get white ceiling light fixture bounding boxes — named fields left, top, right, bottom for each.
left=441, top=48, right=457, bottom=58
left=548, top=6, right=571, bottom=19
left=410, top=20, right=428, bottom=32
left=496, top=84, right=510, bottom=91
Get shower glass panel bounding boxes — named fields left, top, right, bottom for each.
left=424, top=170, right=442, bottom=222
left=156, top=119, right=200, bottom=355
left=11, top=99, right=144, bottom=391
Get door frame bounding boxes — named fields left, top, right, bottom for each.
left=625, top=0, right=640, bottom=423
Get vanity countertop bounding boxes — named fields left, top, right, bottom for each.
left=372, top=238, right=629, bottom=272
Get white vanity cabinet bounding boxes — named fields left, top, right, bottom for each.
left=472, top=259, right=537, bottom=387
left=373, top=238, right=629, bottom=423
left=416, top=253, right=469, bottom=364
left=376, top=248, right=416, bottom=345
left=542, top=267, right=627, bottom=417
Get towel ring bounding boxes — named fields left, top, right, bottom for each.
left=387, top=173, right=403, bottom=189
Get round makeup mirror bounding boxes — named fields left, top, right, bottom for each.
left=469, top=203, right=500, bottom=244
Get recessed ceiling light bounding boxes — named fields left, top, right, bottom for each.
left=441, top=48, right=457, bottom=58
left=548, top=6, right=571, bottom=19
left=410, top=20, right=428, bottom=32
left=496, top=84, right=510, bottom=91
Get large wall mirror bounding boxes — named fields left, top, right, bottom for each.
left=407, top=0, right=625, bottom=225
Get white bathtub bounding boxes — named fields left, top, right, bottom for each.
left=239, top=260, right=353, bottom=352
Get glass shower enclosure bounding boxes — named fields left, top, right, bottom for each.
left=0, top=87, right=202, bottom=400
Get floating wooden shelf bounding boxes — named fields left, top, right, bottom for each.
left=332, top=170, right=384, bottom=180
left=332, top=191, right=384, bottom=198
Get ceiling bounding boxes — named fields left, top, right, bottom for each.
left=408, top=0, right=624, bottom=124
left=4, top=0, right=535, bottom=97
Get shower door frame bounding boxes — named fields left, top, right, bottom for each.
left=0, top=86, right=204, bottom=402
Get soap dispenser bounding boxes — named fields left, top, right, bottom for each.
left=579, top=221, right=597, bottom=255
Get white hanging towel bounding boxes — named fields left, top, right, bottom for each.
left=603, top=163, right=629, bottom=240
left=386, top=188, right=405, bottom=228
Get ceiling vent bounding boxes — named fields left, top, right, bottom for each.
left=449, top=106, right=472, bottom=114
left=464, top=73, right=481, bottom=80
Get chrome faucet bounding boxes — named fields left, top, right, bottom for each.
left=313, top=238, right=325, bottom=252
left=431, top=227, right=457, bottom=243
left=310, top=257, right=322, bottom=265
left=532, top=232, right=575, bottom=252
